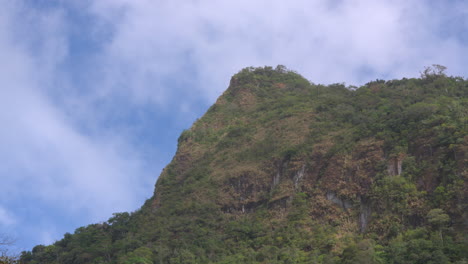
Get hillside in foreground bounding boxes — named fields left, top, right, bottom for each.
left=21, top=66, right=467, bottom=263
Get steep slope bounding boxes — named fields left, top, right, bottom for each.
left=21, top=66, right=467, bottom=264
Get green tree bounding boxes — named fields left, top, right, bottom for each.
left=427, top=208, right=450, bottom=242
left=421, top=64, right=447, bottom=79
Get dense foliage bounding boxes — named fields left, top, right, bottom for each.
left=21, top=66, right=467, bottom=263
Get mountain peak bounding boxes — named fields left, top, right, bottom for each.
left=21, top=67, right=468, bottom=264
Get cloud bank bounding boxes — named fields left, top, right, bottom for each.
left=91, top=0, right=467, bottom=103
left=0, top=1, right=155, bottom=250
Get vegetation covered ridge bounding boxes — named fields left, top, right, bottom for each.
left=20, top=66, right=467, bottom=264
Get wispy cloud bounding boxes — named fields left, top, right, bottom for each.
left=0, top=1, right=157, bottom=249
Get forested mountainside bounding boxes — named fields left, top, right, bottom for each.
left=21, top=66, right=467, bottom=264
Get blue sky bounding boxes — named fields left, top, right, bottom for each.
left=0, top=0, right=466, bottom=252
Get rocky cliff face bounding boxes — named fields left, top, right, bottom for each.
left=22, top=66, right=467, bottom=264
left=153, top=67, right=466, bottom=232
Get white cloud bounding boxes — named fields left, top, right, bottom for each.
left=0, top=0, right=153, bottom=227
left=84, top=0, right=467, bottom=110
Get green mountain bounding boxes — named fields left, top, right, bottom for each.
left=21, top=66, right=467, bottom=264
